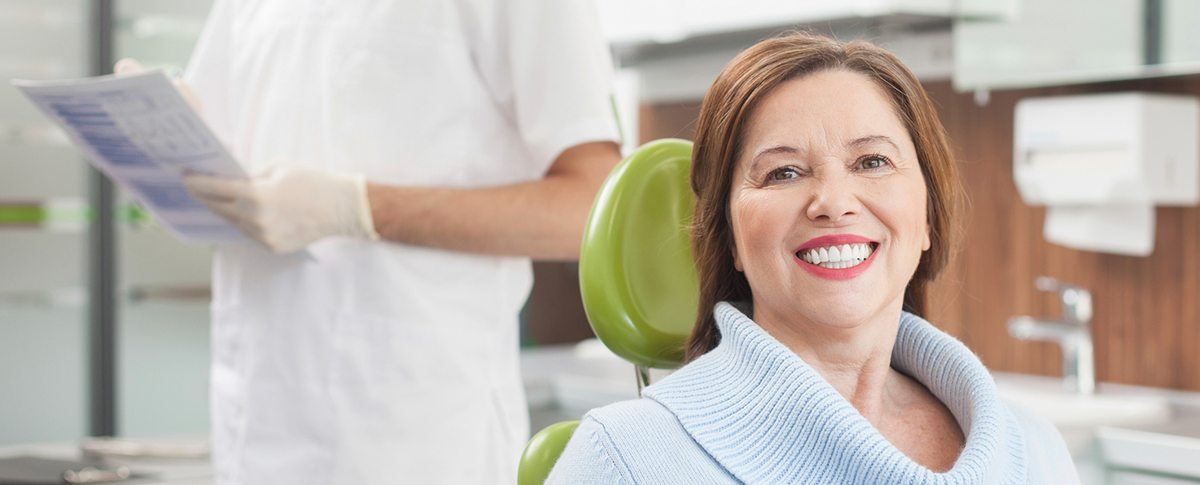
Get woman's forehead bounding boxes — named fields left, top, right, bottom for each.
left=741, top=69, right=911, bottom=156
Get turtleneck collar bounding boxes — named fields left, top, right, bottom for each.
left=642, top=302, right=1028, bottom=484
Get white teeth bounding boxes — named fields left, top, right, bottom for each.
left=797, top=242, right=876, bottom=269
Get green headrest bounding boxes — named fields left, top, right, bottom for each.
left=578, top=139, right=699, bottom=369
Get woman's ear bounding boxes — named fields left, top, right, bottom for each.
left=732, top=244, right=744, bottom=272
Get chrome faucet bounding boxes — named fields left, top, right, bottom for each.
left=1007, top=276, right=1095, bottom=394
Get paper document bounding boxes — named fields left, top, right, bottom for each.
left=12, top=70, right=247, bottom=244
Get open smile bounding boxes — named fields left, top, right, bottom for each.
left=793, top=234, right=880, bottom=280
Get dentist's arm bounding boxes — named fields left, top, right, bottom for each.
left=368, top=141, right=620, bottom=260
left=120, top=57, right=624, bottom=260
left=184, top=141, right=622, bottom=260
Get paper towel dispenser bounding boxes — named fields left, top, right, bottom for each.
left=1014, top=92, right=1199, bottom=206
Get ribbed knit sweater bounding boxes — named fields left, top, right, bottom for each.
left=546, top=302, right=1079, bottom=484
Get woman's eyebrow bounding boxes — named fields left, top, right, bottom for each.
left=847, top=135, right=899, bottom=151
left=748, top=136, right=898, bottom=172
left=749, top=145, right=800, bottom=172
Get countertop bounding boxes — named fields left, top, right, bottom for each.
left=0, top=443, right=211, bottom=484
left=6, top=342, right=1200, bottom=484
left=524, top=341, right=1200, bottom=483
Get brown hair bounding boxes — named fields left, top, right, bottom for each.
left=685, top=32, right=963, bottom=362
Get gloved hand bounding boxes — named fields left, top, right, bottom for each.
left=183, top=167, right=380, bottom=253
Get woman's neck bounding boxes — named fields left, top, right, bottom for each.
left=752, top=300, right=904, bottom=421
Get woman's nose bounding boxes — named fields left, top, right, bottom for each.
left=805, top=176, right=859, bottom=224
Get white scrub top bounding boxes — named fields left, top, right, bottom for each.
left=183, top=1, right=619, bottom=483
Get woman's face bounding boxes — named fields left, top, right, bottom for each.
left=729, top=68, right=930, bottom=330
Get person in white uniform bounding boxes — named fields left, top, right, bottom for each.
left=146, top=0, right=621, bottom=483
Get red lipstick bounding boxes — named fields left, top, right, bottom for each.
left=794, top=234, right=878, bottom=281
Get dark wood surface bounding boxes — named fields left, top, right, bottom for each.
left=920, top=77, right=1200, bottom=390
left=524, top=262, right=594, bottom=345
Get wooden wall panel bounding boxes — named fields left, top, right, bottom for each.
left=638, top=102, right=702, bottom=143
left=525, top=262, right=594, bottom=345
left=637, top=74, right=1200, bottom=391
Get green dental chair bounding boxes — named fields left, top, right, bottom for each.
left=517, top=139, right=699, bottom=484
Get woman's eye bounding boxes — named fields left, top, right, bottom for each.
left=857, top=155, right=891, bottom=171
left=767, top=166, right=801, bottom=182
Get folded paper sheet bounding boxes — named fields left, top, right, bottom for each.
left=13, top=70, right=246, bottom=244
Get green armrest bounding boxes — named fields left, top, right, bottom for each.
left=517, top=420, right=580, bottom=485
left=578, top=139, right=699, bottom=369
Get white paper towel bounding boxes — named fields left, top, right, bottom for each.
left=1043, top=204, right=1155, bottom=256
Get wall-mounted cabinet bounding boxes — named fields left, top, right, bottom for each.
left=600, top=0, right=1010, bottom=103
left=598, top=0, right=1007, bottom=49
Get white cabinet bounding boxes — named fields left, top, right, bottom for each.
left=1109, top=470, right=1200, bottom=484
left=602, top=0, right=1001, bottom=102
left=597, top=0, right=1008, bottom=47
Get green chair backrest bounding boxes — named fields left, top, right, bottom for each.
left=578, top=138, right=699, bottom=369
left=518, top=139, right=698, bottom=484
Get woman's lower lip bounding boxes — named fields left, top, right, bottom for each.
left=794, top=246, right=877, bottom=280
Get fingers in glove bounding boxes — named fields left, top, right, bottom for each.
left=205, top=200, right=268, bottom=246
left=175, top=82, right=203, bottom=113
left=200, top=197, right=249, bottom=223
left=113, top=58, right=145, bottom=75
left=183, top=174, right=251, bottom=203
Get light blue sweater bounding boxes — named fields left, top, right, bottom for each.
left=547, top=302, right=1079, bottom=484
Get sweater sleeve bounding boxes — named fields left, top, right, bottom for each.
left=544, top=415, right=632, bottom=484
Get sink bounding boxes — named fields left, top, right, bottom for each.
left=992, top=372, right=1174, bottom=455
left=996, top=381, right=1172, bottom=428
left=1094, top=416, right=1200, bottom=480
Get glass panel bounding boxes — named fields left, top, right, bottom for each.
left=0, top=0, right=89, bottom=446
left=113, top=0, right=214, bottom=438
left=955, top=0, right=1200, bottom=90
left=954, top=0, right=1144, bottom=90
left=1162, top=0, right=1200, bottom=65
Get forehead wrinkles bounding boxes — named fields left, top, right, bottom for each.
left=741, top=86, right=898, bottom=165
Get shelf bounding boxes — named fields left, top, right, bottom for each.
left=0, top=285, right=211, bottom=309
left=0, top=200, right=151, bottom=231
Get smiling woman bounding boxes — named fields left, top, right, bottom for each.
left=688, top=39, right=962, bottom=360
left=546, top=32, right=1080, bottom=484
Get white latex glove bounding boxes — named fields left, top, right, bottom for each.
left=183, top=167, right=380, bottom=253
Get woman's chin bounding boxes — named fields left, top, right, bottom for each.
left=754, top=290, right=892, bottom=329
left=800, top=302, right=884, bottom=330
